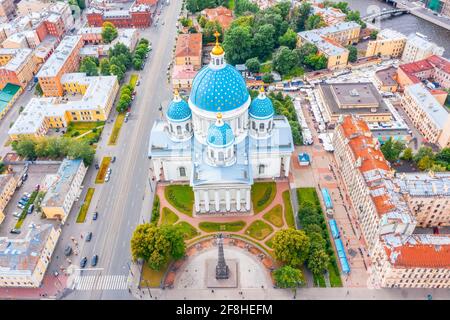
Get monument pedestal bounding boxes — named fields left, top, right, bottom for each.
left=205, top=259, right=238, bottom=288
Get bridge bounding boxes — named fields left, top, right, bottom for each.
left=362, top=8, right=409, bottom=22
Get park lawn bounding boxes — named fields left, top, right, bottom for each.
left=328, top=262, right=343, bottom=287
left=245, top=220, right=274, bottom=241
left=64, top=121, right=105, bottom=137
left=297, top=187, right=320, bottom=208
left=199, top=221, right=246, bottom=233
left=160, top=207, right=179, bottom=225
left=129, top=74, right=139, bottom=89
left=262, top=204, right=283, bottom=228
left=282, top=190, right=295, bottom=228
left=251, top=182, right=276, bottom=214
left=14, top=191, right=38, bottom=229
left=175, top=221, right=199, bottom=240
left=260, top=62, right=272, bottom=73
left=151, top=195, right=160, bottom=224
left=140, top=261, right=170, bottom=288
left=76, top=188, right=95, bottom=223
left=264, top=235, right=275, bottom=249
left=164, top=185, right=194, bottom=217
left=313, top=273, right=327, bottom=287
left=108, top=113, right=125, bottom=145
left=95, top=156, right=111, bottom=184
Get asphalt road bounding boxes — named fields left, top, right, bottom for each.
left=53, top=1, right=182, bottom=300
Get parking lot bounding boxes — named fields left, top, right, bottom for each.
left=0, top=163, right=61, bottom=238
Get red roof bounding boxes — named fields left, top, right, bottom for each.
left=203, top=6, right=234, bottom=29
left=385, top=242, right=450, bottom=268
left=175, top=33, right=202, bottom=58
left=398, top=55, right=450, bottom=84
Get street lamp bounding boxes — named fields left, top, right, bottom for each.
left=146, top=279, right=152, bottom=298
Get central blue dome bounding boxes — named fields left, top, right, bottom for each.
left=190, top=64, right=250, bottom=113
left=207, top=121, right=234, bottom=147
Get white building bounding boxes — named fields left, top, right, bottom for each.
left=148, top=38, right=294, bottom=215
left=401, top=33, right=445, bottom=63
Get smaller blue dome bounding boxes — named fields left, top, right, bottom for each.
left=166, top=96, right=191, bottom=122
left=207, top=120, right=234, bottom=148
left=249, top=93, right=274, bottom=120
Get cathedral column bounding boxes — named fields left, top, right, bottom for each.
left=225, top=190, right=231, bottom=211
left=194, top=190, right=200, bottom=212
left=204, top=190, right=210, bottom=212
left=215, top=190, right=220, bottom=211
left=236, top=189, right=241, bottom=211
left=284, top=156, right=291, bottom=177
left=245, top=189, right=251, bottom=211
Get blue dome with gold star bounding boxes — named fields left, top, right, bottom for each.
left=249, top=90, right=274, bottom=120
left=166, top=94, right=191, bottom=122
left=207, top=118, right=234, bottom=148
left=190, top=64, right=250, bottom=113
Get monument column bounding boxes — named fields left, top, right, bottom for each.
left=194, top=190, right=200, bottom=212
left=225, top=190, right=231, bottom=211
left=215, top=190, right=220, bottom=211
left=245, top=189, right=251, bottom=211
left=236, top=189, right=241, bottom=211
left=204, top=190, right=210, bottom=212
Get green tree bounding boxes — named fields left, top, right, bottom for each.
left=295, top=43, right=318, bottom=64
left=13, top=139, right=36, bottom=159
left=435, top=148, right=450, bottom=164
left=262, top=73, right=274, bottom=83
left=381, top=138, right=405, bottom=162
left=272, top=46, right=299, bottom=76
left=234, top=0, right=259, bottom=16
left=245, top=57, right=260, bottom=73
left=252, top=24, right=276, bottom=60
left=370, top=30, right=379, bottom=40
left=76, top=0, right=86, bottom=9
left=413, top=146, right=434, bottom=163
left=400, top=147, right=413, bottom=161
left=79, top=57, right=99, bottom=76
left=331, top=1, right=350, bottom=13
left=109, top=64, right=124, bottom=82
left=305, top=14, right=326, bottom=30
left=273, top=265, right=304, bottom=289
left=67, top=140, right=95, bottom=165
left=0, top=162, right=5, bottom=174
left=180, top=17, right=193, bottom=27
left=35, top=82, right=43, bottom=96
left=99, top=59, right=110, bottom=75
left=133, top=58, right=143, bottom=70
left=346, top=10, right=366, bottom=29
left=279, top=28, right=298, bottom=50
left=101, top=22, right=118, bottom=44
left=307, top=248, right=330, bottom=275
left=292, top=2, right=311, bottom=32
left=346, top=45, right=358, bottom=62
left=198, top=15, right=208, bottom=28
left=223, top=25, right=253, bottom=65
left=308, top=231, right=327, bottom=252
left=418, top=156, right=434, bottom=171
left=303, top=53, right=327, bottom=70
left=272, top=229, right=310, bottom=266
left=117, top=99, right=129, bottom=113
left=202, top=20, right=223, bottom=44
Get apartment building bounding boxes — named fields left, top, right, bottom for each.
left=86, top=3, right=152, bottom=28
left=333, top=115, right=450, bottom=288
left=401, top=83, right=450, bottom=148
left=0, top=0, right=16, bottom=21
left=374, top=66, right=398, bottom=93
left=401, top=33, right=445, bottom=63
left=0, top=48, right=35, bottom=90
left=365, top=29, right=407, bottom=58
left=0, top=173, right=18, bottom=225
left=8, top=73, right=119, bottom=140
left=172, top=64, right=198, bottom=90
left=201, top=6, right=234, bottom=30
left=311, top=5, right=347, bottom=26
left=41, top=159, right=87, bottom=223
left=0, top=224, right=61, bottom=288
left=397, top=172, right=450, bottom=227
left=174, top=33, right=203, bottom=70
left=36, top=36, right=83, bottom=97
left=297, top=21, right=360, bottom=70
left=397, top=55, right=450, bottom=90
left=0, top=83, right=22, bottom=119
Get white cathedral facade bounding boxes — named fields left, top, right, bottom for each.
left=148, top=37, right=294, bottom=215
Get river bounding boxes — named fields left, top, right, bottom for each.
left=330, top=0, right=450, bottom=58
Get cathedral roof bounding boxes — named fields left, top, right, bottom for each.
left=189, top=64, right=249, bottom=113
left=207, top=115, right=234, bottom=147
left=166, top=93, right=191, bottom=122
left=249, top=88, right=274, bottom=120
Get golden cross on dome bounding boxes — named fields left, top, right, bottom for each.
left=214, top=31, right=220, bottom=44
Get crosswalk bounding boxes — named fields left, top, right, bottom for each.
left=72, top=275, right=130, bottom=291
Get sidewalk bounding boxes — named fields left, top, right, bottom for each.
left=0, top=274, right=68, bottom=300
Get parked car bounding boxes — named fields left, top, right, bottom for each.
left=10, top=228, right=21, bottom=234
left=104, top=175, right=110, bottom=182
left=21, top=173, right=28, bottom=181
left=124, top=117, right=128, bottom=123
left=13, top=211, right=21, bottom=218
left=111, top=156, right=116, bottom=163
left=107, top=168, right=112, bottom=174
left=18, top=199, right=28, bottom=206
left=64, top=246, right=73, bottom=256
left=95, top=163, right=100, bottom=170
left=86, top=232, right=92, bottom=242
left=35, top=184, right=40, bottom=191
left=80, top=257, right=87, bottom=268
left=27, top=204, right=34, bottom=214
left=93, top=212, right=98, bottom=220
left=17, top=203, right=25, bottom=209
left=136, top=80, right=140, bottom=86
left=91, top=255, right=99, bottom=267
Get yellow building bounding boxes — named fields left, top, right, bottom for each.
left=0, top=173, right=18, bottom=225
left=0, top=224, right=61, bottom=288
left=365, top=29, right=407, bottom=58
left=297, top=21, right=360, bottom=70
left=8, top=73, right=119, bottom=140
left=41, top=159, right=87, bottom=223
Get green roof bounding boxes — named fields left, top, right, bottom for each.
left=0, top=83, right=21, bottom=113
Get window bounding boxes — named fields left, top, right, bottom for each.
left=185, top=123, right=190, bottom=132
left=210, top=149, right=214, bottom=158
left=176, top=126, right=182, bottom=135
left=252, top=121, right=256, bottom=130
left=259, top=123, right=264, bottom=131
left=259, top=164, right=265, bottom=174
left=170, top=124, right=173, bottom=133
left=179, top=167, right=186, bottom=177
left=218, top=152, right=224, bottom=161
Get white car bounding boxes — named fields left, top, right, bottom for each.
left=104, top=175, right=110, bottom=182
